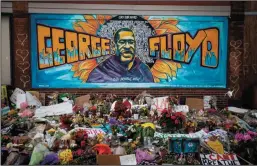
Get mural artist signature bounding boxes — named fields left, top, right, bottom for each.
left=112, top=77, right=141, bottom=82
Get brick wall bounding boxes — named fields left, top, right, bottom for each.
left=11, top=1, right=248, bottom=108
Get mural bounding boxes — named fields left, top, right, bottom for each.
left=31, top=14, right=228, bottom=88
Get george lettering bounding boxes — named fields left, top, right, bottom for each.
left=37, top=24, right=110, bottom=69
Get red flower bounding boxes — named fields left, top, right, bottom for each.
left=175, top=119, right=179, bottom=124
left=171, top=116, right=176, bottom=120
left=81, top=141, right=86, bottom=148
left=162, top=122, right=167, bottom=127
left=123, top=100, right=131, bottom=109
left=76, top=149, right=84, bottom=156
left=166, top=113, right=171, bottom=118
left=90, top=106, right=97, bottom=111
left=161, top=109, right=168, bottom=114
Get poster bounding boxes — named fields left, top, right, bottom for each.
left=31, top=14, right=228, bottom=88
left=200, top=154, right=240, bottom=165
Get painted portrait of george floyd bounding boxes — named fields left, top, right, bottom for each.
left=87, top=28, right=154, bottom=83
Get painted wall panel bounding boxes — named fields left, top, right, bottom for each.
left=31, top=14, right=228, bottom=88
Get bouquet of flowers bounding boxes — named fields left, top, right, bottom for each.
left=139, top=107, right=149, bottom=117
left=71, top=129, right=88, bottom=148
left=72, top=105, right=84, bottom=114
left=111, top=100, right=128, bottom=118
left=59, top=149, right=73, bottom=164
left=60, top=114, right=73, bottom=130
left=158, top=109, right=185, bottom=133
left=185, top=120, right=197, bottom=133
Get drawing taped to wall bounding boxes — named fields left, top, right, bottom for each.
left=30, top=14, right=228, bottom=88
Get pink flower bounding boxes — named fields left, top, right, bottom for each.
left=243, top=134, right=252, bottom=141
left=20, top=102, right=28, bottom=109
left=247, top=131, right=257, bottom=136
left=162, top=109, right=168, bottom=114
left=162, top=122, right=167, bottom=127
left=81, top=141, right=86, bottom=148
left=235, top=133, right=244, bottom=142
left=171, top=116, right=176, bottom=120
left=76, top=149, right=84, bottom=156
left=19, top=109, right=33, bottom=117
left=175, top=119, right=179, bottom=124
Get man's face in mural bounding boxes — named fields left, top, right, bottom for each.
left=114, top=29, right=136, bottom=63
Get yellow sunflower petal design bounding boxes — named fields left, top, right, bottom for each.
left=165, top=18, right=179, bottom=25
left=155, top=29, right=167, bottom=35
left=73, top=70, right=83, bottom=78
left=162, top=60, right=178, bottom=71
left=151, top=59, right=181, bottom=82
left=74, top=21, right=97, bottom=35
left=97, top=15, right=106, bottom=25
left=71, top=62, right=80, bottom=71
left=80, top=69, right=93, bottom=83
left=152, top=60, right=173, bottom=77
left=148, top=19, right=162, bottom=29
left=73, top=22, right=85, bottom=33
left=151, top=68, right=168, bottom=79
left=158, top=23, right=181, bottom=33
left=153, top=76, right=160, bottom=83
left=84, top=15, right=100, bottom=31
left=78, top=59, right=98, bottom=71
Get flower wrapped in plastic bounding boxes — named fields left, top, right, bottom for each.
left=40, top=152, right=59, bottom=165
left=29, top=143, right=50, bottom=165
left=92, top=144, right=112, bottom=155
left=58, top=149, right=73, bottom=165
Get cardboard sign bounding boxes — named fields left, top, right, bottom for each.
left=204, top=96, right=212, bottom=109
left=97, top=155, right=122, bottom=165
left=75, top=95, right=91, bottom=107
left=16, top=94, right=27, bottom=109
left=186, top=98, right=203, bottom=111
left=174, top=105, right=189, bottom=113
left=34, top=102, right=73, bottom=117
left=151, top=96, right=169, bottom=114
left=39, top=93, right=46, bottom=106
left=200, top=154, right=240, bottom=165
left=10, top=88, right=25, bottom=104
left=27, top=91, right=40, bottom=99
left=26, top=92, right=42, bottom=107
left=120, top=154, right=137, bottom=165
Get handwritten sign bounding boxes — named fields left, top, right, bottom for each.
left=69, top=127, right=106, bottom=138
left=10, top=88, right=25, bottom=104
left=34, top=102, right=72, bottom=118
left=120, top=154, right=137, bottom=165
left=174, top=105, right=189, bottom=113
left=154, top=129, right=207, bottom=140
left=26, top=92, right=42, bottom=107
left=151, top=96, right=169, bottom=114
left=200, top=154, right=240, bottom=165
left=16, top=94, right=26, bottom=109
left=204, top=96, right=212, bottom=109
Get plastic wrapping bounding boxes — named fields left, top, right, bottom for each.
left=29, top=143, right=49, bottom=165
left=243, top=110, right=257, bottom=128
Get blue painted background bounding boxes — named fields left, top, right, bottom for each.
left=31, top=14, right=228, bottom=88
